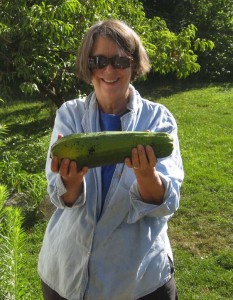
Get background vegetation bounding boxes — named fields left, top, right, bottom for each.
left=3, top=0, right=231, bottom=106
left=142, top=0, right=233, bottom=81
left=0, top=0, right=232, bottom=299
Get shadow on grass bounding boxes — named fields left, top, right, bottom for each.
left=134, top=77, right=233, bottom=101
left=0, top=101, right=47, bottom=118
left=8, top=117, right=51, bottom=137
left=0, top=101, right=52, bottom=138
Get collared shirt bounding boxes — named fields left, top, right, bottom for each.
left=38, top=85, right=184, bottom=300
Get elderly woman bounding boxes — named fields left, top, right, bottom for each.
left=38, top=19, right=184, bottom=300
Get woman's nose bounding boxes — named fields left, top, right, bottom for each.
left=104, top=62, right=115, bottom=72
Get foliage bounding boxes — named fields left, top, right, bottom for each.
left=0, top=124, right=8, bottom=148
left=0, top=156, right=32, bottom=299
left=0, top=99, right=8, bottom=147
left=186, top=0, right=233, bottom=80
left=142, top=0, right=233, bottom=81
left=1, top=151, right=47, bottom=208
left=0, top=184, right=40, bottom=299
left=0, top=185, right=9, bottom=211
left=0, top=0, right=213, bottom=107
left=143, top=21, right=213, bottom=78
left=0, top=205, right=33, bottom=299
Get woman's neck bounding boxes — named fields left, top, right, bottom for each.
left=97, top=97, right=129, bottom=115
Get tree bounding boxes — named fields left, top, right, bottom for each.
left=0, top=0, right=214, bottom=107
left=142, top=0, right=233, bottom=81
left=186, top=0, right=233, bottom=80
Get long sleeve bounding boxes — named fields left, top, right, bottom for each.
left=127, top=123, right=184, bottom=223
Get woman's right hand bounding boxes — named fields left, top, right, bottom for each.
left=51, top=134, right=88, bottom=206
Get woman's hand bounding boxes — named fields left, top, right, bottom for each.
left=125, top=144, right=157, bottom=171
left=51, top=134, right=88, bottom=207
left=125, top=145, right=165, bottom=205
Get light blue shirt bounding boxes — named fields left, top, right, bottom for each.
left=38, top=85, right=184, bottom=300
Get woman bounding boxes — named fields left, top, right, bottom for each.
left=38, top=19, right=184, bottom=300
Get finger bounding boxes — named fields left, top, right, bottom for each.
left=68, top=160, right=78, bottom=176
left=77, top=166, right=88, bottom=177
left=125, top=157, right=133, bottom=169
left=137, top=144, right=149, bottom=169
left=68, top=161, right=89, bottom=177
left=131, top=147, right=140, bottom=169
left=80, top=166, right=89, bottom=175
left=68, top=163, right=89, bottom=177
left=59, top=158, right=70, bottom=177
left=51, top=156, right=60, bottom=173
left=145, top=145, right=157, bottom=167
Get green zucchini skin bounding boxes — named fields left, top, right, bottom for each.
left=50, top=131, right=174, bottom=169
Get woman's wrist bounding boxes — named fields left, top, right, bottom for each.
left=61, top=179, right=84, bottom=207
left=136, top=170, right=165, bottom=205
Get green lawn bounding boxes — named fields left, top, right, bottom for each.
left=0, top=82, right=232, bottom=299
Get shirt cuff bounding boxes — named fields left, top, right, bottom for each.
left=127, top=172, right=178, bottom=224
left=50, top=175, right=86, bottom=209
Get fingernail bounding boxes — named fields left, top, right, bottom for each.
left=138, top=144, right=144, bottom=151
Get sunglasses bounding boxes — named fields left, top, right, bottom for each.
left=88, top=55, right=132, bottom=70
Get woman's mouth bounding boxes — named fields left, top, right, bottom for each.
left=101, top=78, right=119, bottom=84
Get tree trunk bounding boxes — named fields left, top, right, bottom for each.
left=37, top=83, right=64, bottom=108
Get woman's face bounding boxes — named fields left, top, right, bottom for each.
left=90, top=36, right=132, bottom=114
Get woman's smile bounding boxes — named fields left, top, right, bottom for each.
left=100, top=77, right=120, bottom=84
left=103, top=78, right=118, bottom=83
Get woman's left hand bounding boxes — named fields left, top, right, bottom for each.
left=125, top=145, right=165, bottom=205
left=125, top=144, right=157, bottom=172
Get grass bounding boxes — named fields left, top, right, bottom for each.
left=0, top=82, right=233, bottom=299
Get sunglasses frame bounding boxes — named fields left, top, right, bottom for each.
left=88, top=55, right=132, bottom=70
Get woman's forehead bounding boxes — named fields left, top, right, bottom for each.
left=91, top=36, right=126, bottom=56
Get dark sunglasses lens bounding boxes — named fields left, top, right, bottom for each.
left=113, top=57, right=131, bottom=68
left=89, top=56, right=108, bottom=69
left=88, top=57, right=96, bottom=69
left=97, top=56, right=108, bottom=68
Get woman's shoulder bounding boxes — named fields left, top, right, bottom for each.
left=61, top=97, right=86, bottom=109
left=54, top=98, right=87, bottom=124
left=57, top=97, right=89, bottom=117
left=60, top=91, right=94, bottom=111
left=140, top=96, right=173, bottom=116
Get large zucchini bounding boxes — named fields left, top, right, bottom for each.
left=51, top=131, right=174, bottom=169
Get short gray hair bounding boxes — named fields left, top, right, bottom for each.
left=76, top=19, right=150, bottom=83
